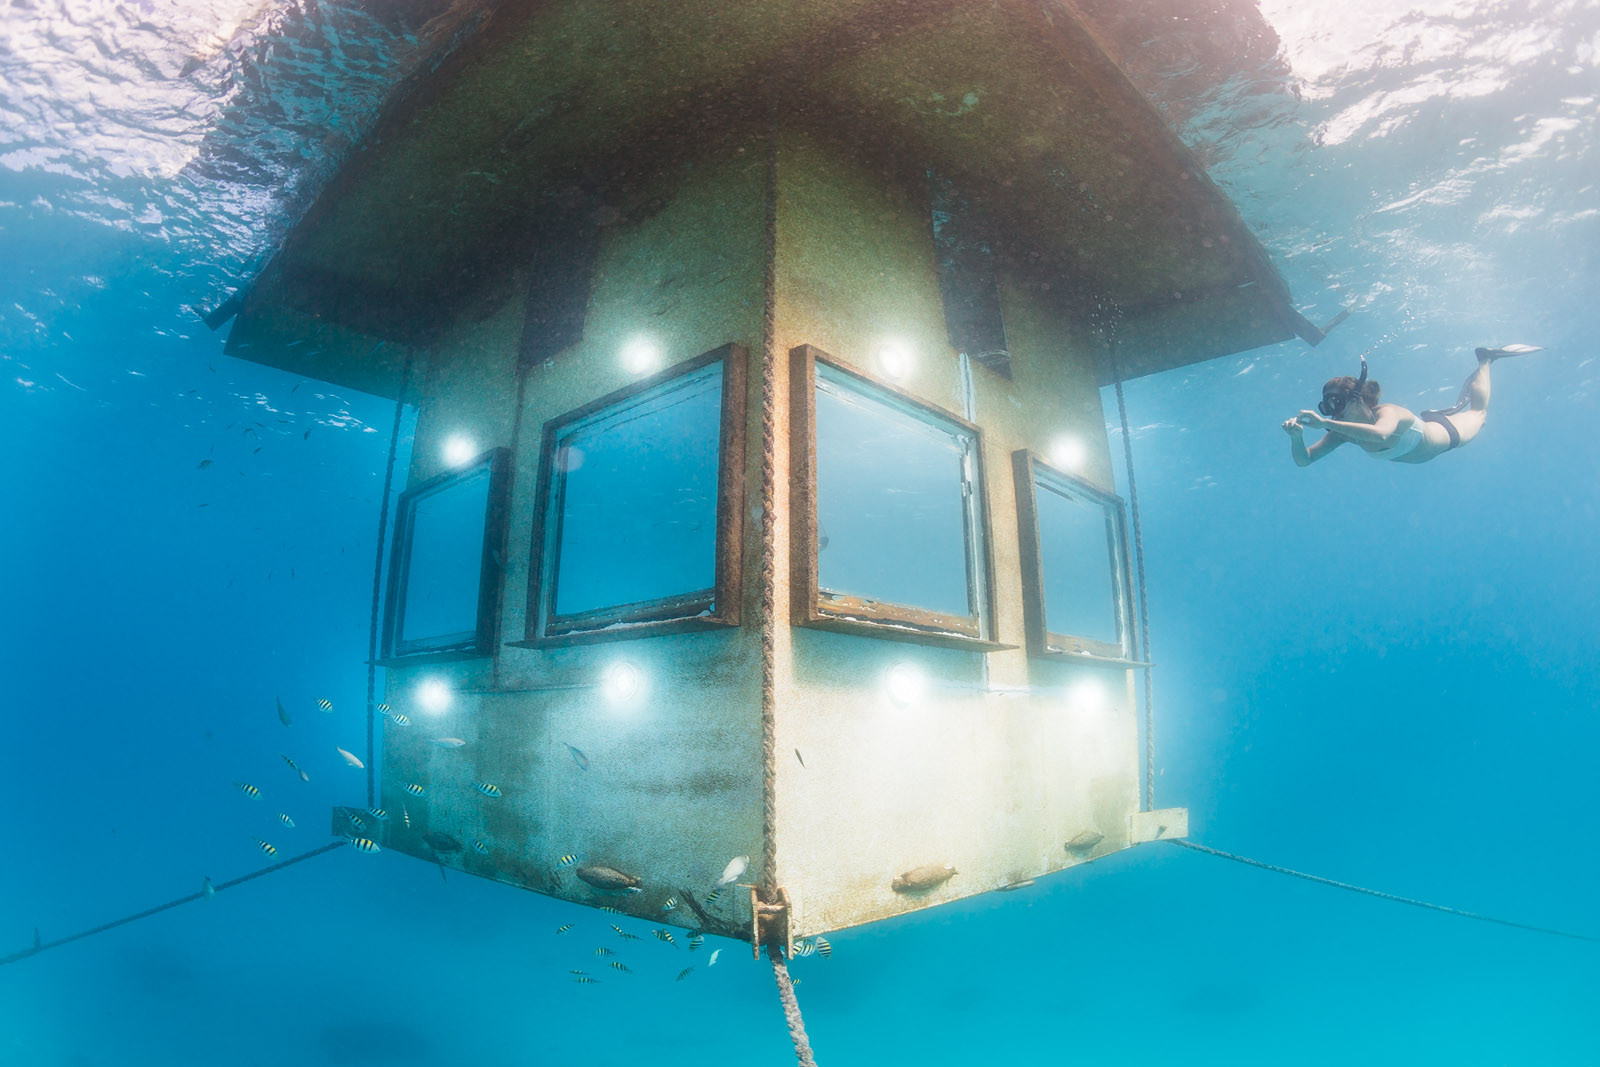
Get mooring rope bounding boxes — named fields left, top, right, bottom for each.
left=1107, top=341, right=1155, bottom=811
left=0, top=842, right=346, bottom=967
left=365, top=346, right=413, bottom=807
left=768, top=944, right=820, bottom=1066
left=1170, top=839, right=1599, bottom=943
left=758, top=118, right=780, bottom=897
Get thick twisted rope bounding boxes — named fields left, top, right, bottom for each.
left=768, top=944, right=820, bottom=1066
left=759, top=117, right=780, bottom=896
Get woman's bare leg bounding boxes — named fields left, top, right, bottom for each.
left=1449, top=358, right=1491, bottom=442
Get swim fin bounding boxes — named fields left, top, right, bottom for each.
left=1475, top=343, right=1543, bottom=360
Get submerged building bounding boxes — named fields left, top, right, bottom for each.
left=218, top=0, right=1314, bottom=947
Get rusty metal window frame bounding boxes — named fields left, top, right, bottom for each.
left=789, top=344, right=1009, bottom=652
left=517, top=343, right=746, bottom=648
left=380, top=447, right=512, bottom=663
left=1011, top=449, right=1134, bottom=661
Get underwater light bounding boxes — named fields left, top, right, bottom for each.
left=416, top=678, right=453, bottom=715
left=602, top=661, right=643, bottom=704
left=876, top=339, right=914, bottom=381
left=885, top=662, right=927, bottom=707
left=1049, top=435, right=1086, bottom=473
left=442, top=434, right=478, bottom=467
left=1066, top=677, right=1108, bottom=715
left=621, top=337, right=661, bottom=375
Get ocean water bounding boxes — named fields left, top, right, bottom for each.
left=2, top=2, right=1597, bottom=1064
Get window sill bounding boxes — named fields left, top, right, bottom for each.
left=372, top=646, right=494, bottom=667
left=1032, top=646, right=1152, bottom=668
left=509, top=614, right=739, bottom=649
left=797, top=613, right=1016, bottom=653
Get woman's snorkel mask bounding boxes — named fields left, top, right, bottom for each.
left=1318, top=355, right=1368, bottom=418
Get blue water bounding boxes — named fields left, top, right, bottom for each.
left=3, top=2, right=1597, bottom=1064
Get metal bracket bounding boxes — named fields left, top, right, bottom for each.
left=749, top=886, right=792, bottom=959
left=1129, top=807, right=1188, bottom=844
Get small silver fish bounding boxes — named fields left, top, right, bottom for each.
left=276, top=698, right=291, bottom=726
left=278, top=813, right=295, bottom=829
left=564, top=743, right=589, bottom=771
left=336, top=746, right=364, bottom=769
left=430, top=737, right=467, bottom=748
left=202, top=876, right=215, bottom=898
left=716, top=855, right=749, bottom=887
left=708, top=949, right=721, bottom=967
left=997, top=879, right=1035, bottom=892
left=795, top=748, right=805, bottom=768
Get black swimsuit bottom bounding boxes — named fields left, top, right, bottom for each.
left=1420, top=410, right=1461, bottom=449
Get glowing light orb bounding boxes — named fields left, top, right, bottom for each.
left=885, top=662, right=927, bottom=707
left=416, top=678, right=453, bottom=715
left=621, top=337, right=661, bottom=375
left=876, top=340, right=914, bottom=381
left=1066, top=677, right=1108, bottom=714
left=442, top=434, right=478, bottom=467
left=1049, top=435, right=1087, bottom=473
left=602, top=661, right=643, bottom=704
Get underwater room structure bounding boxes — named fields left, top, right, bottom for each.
left=6, top=1, right=1599, bottom=1063
left=212, top=0, right=1320, bottom=947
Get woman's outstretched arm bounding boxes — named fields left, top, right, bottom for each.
left=1297, top=407, right=1406, bottom=445
left=1284, top=417, right=1344, bottom=466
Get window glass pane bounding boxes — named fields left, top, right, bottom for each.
left=814, top=370, right=973, bottom=618
left=399, top=466, right=491, bottom=647
left=1036, top=478, right=1119, bottom=645
left=552, top=365, right=721, bottom=617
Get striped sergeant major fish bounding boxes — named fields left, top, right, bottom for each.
left=347, top=837, right=381, bottom=854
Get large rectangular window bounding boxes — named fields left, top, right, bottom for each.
left=521, top=344, right=746, bottom=645
left=382, top=447, right=511, bottom=659
left=790, top=345, right=1001, bottom=649
left=1012, top=450, right=1134, bottom=661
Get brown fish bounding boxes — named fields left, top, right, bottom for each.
left=576, top=865, right=641, bottom=891
left=423, top=831, right=463, bottom=854
left=891, top=864, right=958, bottom=893
left=1065, top=830, right=1104, bottom=853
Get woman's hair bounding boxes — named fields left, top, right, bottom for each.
left=1323, top=375, right=1380, bottom=408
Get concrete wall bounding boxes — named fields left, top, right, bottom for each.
left=380, top=138, right=771, bottom=933
left=768, top=128, right=1139, bottom=937
left=371, top=123, right=1139, bottom=940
